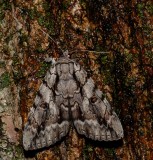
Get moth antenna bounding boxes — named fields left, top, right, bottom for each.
left=12, top=6, right=63, bottom=55
left=39, top=28, right=64, bottom=54
left=69, top=49, right=109, bottom=54
left=40, top=29, right=71, bottom=58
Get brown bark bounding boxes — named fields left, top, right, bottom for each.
left=0, top=0, right=152, bottom=159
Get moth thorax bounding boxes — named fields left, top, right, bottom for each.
left=61, top=64, right=69, bottom=73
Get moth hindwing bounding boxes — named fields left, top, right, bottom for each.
left=23, top=55, right=123, bottom=150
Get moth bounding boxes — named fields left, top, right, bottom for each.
left=23, top=52, right=124, bottom=150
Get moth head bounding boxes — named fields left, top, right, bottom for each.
left=63, top=50, right=70, bottom=58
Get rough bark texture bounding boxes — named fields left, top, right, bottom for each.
left=0, top=0, right=152, bottom=160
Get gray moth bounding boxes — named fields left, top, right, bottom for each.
left=23, top=53, right=124, bottom=151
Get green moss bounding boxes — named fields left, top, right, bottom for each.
left=137, top=3, right=144, bottom=18
left=37, top=1, right=55, bottom=33
left=35, top=45, right=48, bottom=53
left=0, top=0, right=11, bottom=23
left=95, top=45, right=106, bottom=52
left=83, top=143, right=93, bottom=159
left=5, top=33, right=14, bottom=43
left=36, top=46, right=44, bottom=53
left=28, top=8, right=37, bottom=20
left=12, top=70, right=23, bottom=83
left=11, top=55, right=24, bottom=83
left=0, top=61, right=5, bottom=68
left=42, top=1, right=51, bottom=11
left=0, top=10, right=5, bottom=23
left=100, top=55, right=108, bottom=64
left=2, top=44, right=8, bottom=54
left=0, top=72, right=11, bottom=90
left=38, top=15, right=46, bottom=26
left=19, top=1, right=55, bottom=34
left=61, top=1, right=71, bottom=10
left=12, top=145, right=24, bottom=160
left=104, top=148, right=115, bottom=157
left=36, top=62, right=50, bottom=78
left=0, top=0, right=11, bottom=10
left=0, top=118, right=4, bottom=136
left=0, top=32, right=3, bottom=39
left=37, top=14, right=55, bottom=34
left=146, top=4, right=153, bottom=15
left=12, top=55, right=20, bottom=66
left=19, top=7, right=37, bottom=20
left=1, top=144, right=25, bottom=160
left=125, top=53, right=133, bottom=63
left=145, top=51, right=153, bottom=65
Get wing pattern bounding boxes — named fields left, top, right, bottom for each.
left=23, top=56, right=123, bottom=150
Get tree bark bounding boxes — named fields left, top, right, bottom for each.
left=0, top=0, right=152, bottom=159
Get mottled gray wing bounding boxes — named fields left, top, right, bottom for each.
left=23, top=64, right=70, bottom=150
left=72, top=62, right=124, bottom=141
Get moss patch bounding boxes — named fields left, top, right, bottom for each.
left=0, top=0, right=11, bottom=23
left=0, top=72, right=11, bottom=90
left=36, top=62, right=50, bottom=78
